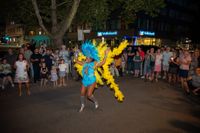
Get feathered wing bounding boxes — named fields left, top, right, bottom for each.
left=101, top=40, right=129, bottom=102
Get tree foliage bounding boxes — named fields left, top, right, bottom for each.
left=1, top=0, right=165, bottom=47
left=3, top=0, right=165, bottom=30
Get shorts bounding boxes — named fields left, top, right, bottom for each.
left=41, top=73, right=48, bottom=79
left=169, top=67, right=178, bottom=74
left=1, top=73, right=12, bottom=77
left=59, top=71, right=66, bottom=77
left=179, top=69, right=189, bottom=78
left=154, top=65, right=161, bottom=72
left=163, top=65, right=169, bottom=71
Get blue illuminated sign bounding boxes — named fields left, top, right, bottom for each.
left=97, top=31, right=118, bottom=37
left=139, top=31, right=155, bottom=36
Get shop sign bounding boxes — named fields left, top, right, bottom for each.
left=97, top=31, right=118, bottom=37
left=139, top=31, right=155, bottom=36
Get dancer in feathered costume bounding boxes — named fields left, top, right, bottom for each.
left=74, top=40, right=128, bottom=112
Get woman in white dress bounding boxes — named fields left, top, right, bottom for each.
left=14, top=53, right=30, bottom=96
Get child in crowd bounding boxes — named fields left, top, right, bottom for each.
left=1, top=59, right=14, bottom=89
left=40, top=62, right=48, bottom=87
left=133, top=51, right=142, bottom=77
left=51, top=65, right=58, bottom=87
left=110, top=61, right=119, bottom=77
left=58, top=59, right=67, bottom=87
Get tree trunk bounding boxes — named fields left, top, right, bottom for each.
left=52, top=35, right=63, bottom=48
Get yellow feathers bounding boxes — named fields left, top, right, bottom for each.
left=74, top=40, right=129, bottom=102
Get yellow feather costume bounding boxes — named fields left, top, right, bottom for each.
left=74, top=40, right=129, bottom=102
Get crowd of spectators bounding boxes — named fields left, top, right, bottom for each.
left=0, top=42, right=200, bottom=96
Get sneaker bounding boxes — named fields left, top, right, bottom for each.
left=79, top=104, right=85, bottom=112
left=141, top=76, right=145, bottom=79
left=95, top=102, right=99, bottom=109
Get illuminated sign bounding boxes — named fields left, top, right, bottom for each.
left=97, top=31, right=118, bottom=37
left=139, top=31, right=155, bottom=36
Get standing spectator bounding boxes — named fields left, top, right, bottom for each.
left=121, top=51, right=127, bottom=74
left=43, top=49, right=53, bottom=73
left=68, top=47, right=73, bottom=74
left=51, top=66, right=58, bottom=87
left=189, top=49, right=199, bottom=76
left=71, top=46, right=81, bottom=80
left=138, top=47, right=145, bottom=77
left=149, top=48, right=155, bottom=81
left=40, top=62, right=48, bottom=87
left=14, top=53, right=30, bottom=96
left=1, top=59, right=14, bottom=90
left=162, top=47, right=173, bottom=79
left=58, top=59, right=67, bottom=87
left=110, top=60, right=119, bottom=77
left=24, top=46, right=33, bottom=78
left=24, top=46, right=33, bottom=62
left=31, top=48, right=42, bottom=83
left=143, top=50, right=151, bottom=81
left=168, top=51, right=179, bottom=84
left=127, top=47, right=134, bottom=74
left=178, top=49, right=191, bottom=94
left=52, top=49, right=60, bottom=66
left=59, top=45, right=70, bottom=79
left=115, top=55, right=122, bottom=76
left=19, top=47, right=25, bottom=54
left=153, top=49, right=163, bottom=82
left=133, top=51, right=142, bottom=77
left=39, top=44, right=47, bottom=56
left=4, top=48, right=17, bottom=72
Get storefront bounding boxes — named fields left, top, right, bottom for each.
left=134, top=30, right=162, bottom=46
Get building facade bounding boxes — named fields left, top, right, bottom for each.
left=67, top=0, right=198, bottom=47
left=5, top=21, right=24, bottom=46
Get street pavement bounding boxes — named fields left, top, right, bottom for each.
left=0, top=76, right=200, bottom=133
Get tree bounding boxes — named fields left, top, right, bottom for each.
left=31, top=0, right=81, bottom=46
left=3, top=0, right=165, bottom=47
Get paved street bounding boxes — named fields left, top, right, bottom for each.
left=1, top=76, right=200, bottom=133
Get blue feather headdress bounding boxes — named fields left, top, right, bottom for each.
left=81, top=41, right=100, bottom=62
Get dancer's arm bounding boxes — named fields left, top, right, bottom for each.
left=95, top=48, right=110, bottom=67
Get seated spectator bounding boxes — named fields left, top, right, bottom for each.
left=1, top=59, right=14, bottom=90
left=187, top=68, right=200, bottom=95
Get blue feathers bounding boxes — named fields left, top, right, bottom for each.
left=81, top=41, right=100, bottom=62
